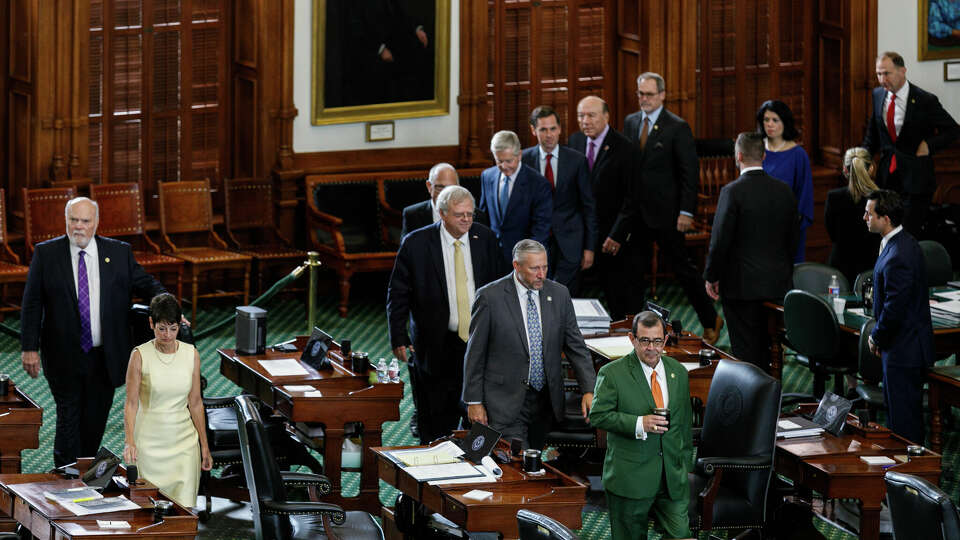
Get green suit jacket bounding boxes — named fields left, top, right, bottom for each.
left=588, top=351, right=693, bottom=500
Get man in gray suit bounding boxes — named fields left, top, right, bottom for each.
left=463, top=239, right=596, bottom=449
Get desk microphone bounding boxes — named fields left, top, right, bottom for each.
left=480, top=456, right=502, bottom=477
left=126, top=464, right=138, bottom=485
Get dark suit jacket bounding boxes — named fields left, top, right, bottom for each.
left=862, top=84, right=960, bottom=194
left=624, top=108, right=699, bottom=230
left=704, top=169, right=799, bottom=300
left=400, top=200, right=433, bottom=239
left=589, top=351, right=692, bottom=500
left=870, top=230, right=934, bottom=368
left=824, top=187, right=880, bottom=285
left=21, top=235, right=165, bottom=388
left=478, top=164, right=553, bottom=263
left=521, top=145, right=598, bottom=261
left=462, top=274, right=596, bottom=425
left=567, top=129, right=638, bottom=243
left=387, top=222, right=504, bottom=375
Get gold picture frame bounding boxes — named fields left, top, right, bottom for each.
left=918, top=0, right=960, bottom=61
left=311, top=0, right=451, bottom=126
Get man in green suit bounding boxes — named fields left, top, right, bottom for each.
left=588, top=311, right=693, bottom=539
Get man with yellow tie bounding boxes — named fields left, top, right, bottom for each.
left=387, top=185, right=505, bottom=444
left=589, top=311, right=694, bottom=540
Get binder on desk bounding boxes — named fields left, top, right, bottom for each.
left=776, top=416, right=824, bottom=439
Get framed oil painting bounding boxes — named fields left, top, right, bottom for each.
left=312, top=0, right=451, bottom=125
left=919, top=0, right=960, bottom=60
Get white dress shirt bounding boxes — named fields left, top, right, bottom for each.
left=70, top=237, right=102, bottom=347
left=883, top=81, right=910, bottom=137
left=439, top=225, right=476, bottom=332
left=634, top=355, right=669, bottom=440
left=538, top=146, right=560, bottom=187
left=880, top=225, right=903, bottom=256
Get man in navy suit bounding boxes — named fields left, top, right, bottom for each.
left=862, top=51, right=960, bottom=234
left=400, top=162, right=460, bottom=239
left=387, top=186, right=504, bottom=443
left=21, top=197, right=166, bottom=466
left=865, top=189, right=934, bottom=444
left=479, top=130, right=553, bottom=265
left=521, top=105, right=597, bottom=293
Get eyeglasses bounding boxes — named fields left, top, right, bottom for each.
left=449, top=212, right=474, bottom=219
left=637, top=337, right=665, bottom=347
left=636, top=91, right=661, bottom=98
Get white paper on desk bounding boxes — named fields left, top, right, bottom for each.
left=681, top=362, right=700, bottom=372
left=462, top=489, right=493, bottom=500
left=258, top=359, right=309, bottom=377
left=304, top=391, right=324, bottom=397
left=283, top=385, right=316, bottom=392
left=61, top=495, right=141, bottom=516
left=96, top=521, right=131, bottom=529
left=860, top=455, right=896, bottom=465
left=778, top=419, right=801, bottom=429
left=407, top=462, right=486, bottom=482
left=427, top=465, right=497, bottom=485
left=934, top=290, right=960, bottom=301
left=389, top=441, right=464, bottom=467
left=584, top=336, right=633, bottom=359
left=847, top=308, right=866, bottom=316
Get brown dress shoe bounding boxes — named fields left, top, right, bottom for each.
left=702, top=315, right=724, bottom=345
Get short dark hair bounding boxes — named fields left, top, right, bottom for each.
left=150, top=293, right=182, bottom=325
left=879, top=51, right=905, bottom=68
left=865, top=189, right=904, bottom=227
left=529, top=105, right=561, bottom=128
left=735, top=132, right=765, bottom=163
left=756, top=100, right=800, bottom=141
left=632, top=310, right=667, bottom=336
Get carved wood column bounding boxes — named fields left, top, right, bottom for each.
left=457, top=0, right=489, bottom=167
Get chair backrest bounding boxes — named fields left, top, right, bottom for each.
left=517, top=509, right=579, bottom=540
left=920, top=240, right=952, bottom=287
left=234, top=395, right=289, bottom=540
left=858, top=319, right=882, bottom=384
left=783, top=289, right=840, bottom=360
left=157, top=180, right=216, bottom=235
left=885, top=471, right=960, bottom=540
left=853, top=270, right=873, bottom=298
left=223, top=178, right=277, bottom=232
left=0, top=189, right=19, bottom=264
left=699, top=359, right=782, bottom=525
left=89, top=183, right=148, bottom=237
left=792, top=262, right=849, bottom=294
left=23, top=187, right=76, bottom=258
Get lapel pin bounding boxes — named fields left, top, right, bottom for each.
left=670, top=373, right=675, bottom=378
left=104, top=257, right=110, bottom=263
left=547, top=296, right=552, bottom=302
left=603, top=145, right=609, bottom=151
left=653, top=125, right=659, bottom=130
left=911, top=99, right=915, bottom=104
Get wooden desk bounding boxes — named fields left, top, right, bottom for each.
left=372, top=440, right=587, bottom=539
left=0, top=383, right=43, bottom=474
left=928, top=365, right=960, bottom=452
left=217, top=337, right=402, bottom=514
left=0, top=473, right=197, bottom=539
left=774, top=409, right=941, bottom=540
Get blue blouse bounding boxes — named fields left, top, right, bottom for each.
left=763, top=145, right=814, bottom=263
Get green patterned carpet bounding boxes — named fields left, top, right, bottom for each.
left=1, top=271, right=956, bottom=539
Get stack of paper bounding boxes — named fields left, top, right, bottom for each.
left=776, top=417, right=824, bottom=439
left=573, top=298, right=612, bottom=336
left=931, top=299, right=960, bottom=324
left=584, top=336, right=633, bottom=360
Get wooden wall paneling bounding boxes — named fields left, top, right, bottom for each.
left=616, top=0, right=641, bottom=128
left=0, top=3, right=7, bottom=201
left=458, top=0, right=490, bottom=166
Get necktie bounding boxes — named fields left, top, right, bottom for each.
left=586, top=141, right=596, bottom=170
left=454, top=240, right=470, bottom=342
left=526, top=290, right=544, bottom=391
left=498, top=175, right=511, bottom=220
left=78, top=250, right=93, bottom=353
left=545, top=154, right=555, bottom=190
left=651, top=370, right=664, bottom=409
left=886, top=93, right=897, bottom=173
left=640, top=117, right=650, bottom=150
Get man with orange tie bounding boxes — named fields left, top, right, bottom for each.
left=863, top=51, right=959, bottom=234
left=589, top=311, right=693, bottom=539
left=521, top=105, right=597, bottom=293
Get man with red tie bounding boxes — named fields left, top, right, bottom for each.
left=863, top=51, right=959, bottom=234
left=521, top=106, right=597, bottom=293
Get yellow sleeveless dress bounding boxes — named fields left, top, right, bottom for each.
left=134, top=340, right=200, bottom=508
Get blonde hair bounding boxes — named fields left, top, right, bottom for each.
left=842, top=147, right=878, bottom=203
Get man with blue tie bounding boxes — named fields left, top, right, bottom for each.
left=864, top=189, right=934, bottom=444
left=479, top=131, right=553, bottom=265
left=521, top=105, right=598, bottom=293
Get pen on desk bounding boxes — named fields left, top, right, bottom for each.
left=72, top=496, right=97, bottom=503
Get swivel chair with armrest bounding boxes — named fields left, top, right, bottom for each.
left=920, top=240, right=953, bottom=287
left=853, top=319, right=886, bottom=422
left=517, top=509, right=579, bottom=540
left=783, top=289, right=857, bottom=399
left=885, top=471, right=960, bottom=540
left=792, top=263, right=850, bottom=294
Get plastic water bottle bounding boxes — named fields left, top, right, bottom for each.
left=388, top=358, right=400, bottom=383
left=828, top=274, right=840, bottom=298
left=375, top=358, right=388, bottom=383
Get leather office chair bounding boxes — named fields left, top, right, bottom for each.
left=689, top=359, right=782, bottom=536
left=517, top=509, right=579, bottom=540
left=22, top=187, right=75, bottom=260
left=885, top=471, right=960, bottom=540
left=792, top=262, right=850, bottom=294
left=920, top=240, right=953, bottom=287
left=0, top=189, right=29, bottom=317
left=234, top=395, right=384, bottom=540
left=783, top=289, right=856, bottom=398
left=854, top=319, right=885, bottom=422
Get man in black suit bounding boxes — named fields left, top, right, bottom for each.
left=400, top=163, right=459, bottom=238
left=521, top=105, right=598, bottom=293
left=21, top=197, right=166, bottom=466
left=704, top=133, right=799, bottom=370
left=865, top=189, right=934, bottom=444
left=625, top=72, right=722, bottom=344
left=862, top=51, right=960, bottom=234
left=568, top=96, right=642, bottom=319
left=387, top=185, right=504, bottom=444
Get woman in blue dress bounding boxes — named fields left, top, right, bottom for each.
left=756, top=100, right=813, bottom=263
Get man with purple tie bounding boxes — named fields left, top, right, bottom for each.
left=21, top=197, right=166, bottom=467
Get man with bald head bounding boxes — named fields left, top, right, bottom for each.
left=568, top=96, right=642, bottom=319
left=21, top=197, right=166, bottom=467
left=401, top=162, right=461, bottom=238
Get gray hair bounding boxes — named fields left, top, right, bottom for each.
left=512, top=238, right=546, bottom=263
left=490, top=130, right=521, bottom=155
left=64, top=197, right=100, bottom=219
left=637, top=72, right=665, bottom=93
left=428, top=162, right=457, bottom=185
left=436, top=185, right=475, bottom=214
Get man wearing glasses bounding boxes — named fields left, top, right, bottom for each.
left=589, top=311, right=693, bottom=540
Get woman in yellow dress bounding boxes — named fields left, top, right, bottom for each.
left=123, top=293, right=212, bottom=508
